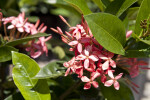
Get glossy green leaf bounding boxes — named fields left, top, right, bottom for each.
left=92, top=0, right=105, bottom=11
left=134, top=0, right=150, bottom=36
left=0, top=46, right=18, bottom=62
left=105, top=0, right=137, bottom=17
left=12, top=52, right=51, bottom=100
left=34, top=61, right=65, bottom=79
left=64, top=0, right=92, bottom=15
left=6, top=33, right=50, bottom=46
left=100, top=82, right=134, bottom=100
left=84, top=13, right=126, bottom=55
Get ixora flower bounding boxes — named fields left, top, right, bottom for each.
left=104, top=70, right=123, bottom=90
left=51, top=15, right=149, bottom=91
left=2, top=12, right=52, bottom=58
left=127, top=58, right=148, bottom=78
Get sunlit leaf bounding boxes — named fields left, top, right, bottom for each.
left=6, top=33, right=50, bottom=46
left=134, top=0, right=150, bottom=36
left=12, top=52, right=51, bottom=100
left=84, top=13, right=126, bottom=55
left=34, top=61, right=65, bottom=79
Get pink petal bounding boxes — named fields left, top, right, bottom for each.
left=84, top=48, right=89, bottom=56
left=81, top=76, right=90, bottom=82
left=107, top=52, right=114, bottom=58
left=102, top=60, right=109, bottom=70
left=104, top=80, right=114, bottom=87
left=76, top=54, right=86, bottom=60
left=31, top=51, right=42, bottom=58
left=108, top=70, right=114, bottom=79
left=68, top=41, right=78, bottom=45
left=91, top=72, right=100, bottom=81
left=84, top=59, right=89, bottom=69
left=126, top=30, right=132, bottom=38
left=110, top=59, right=116, bottom=68
left=92, top=81, right=99, bottom=88
left=76, top=32, right=81, bottom=40
left=115, top=73, right=123, bottom=80
left=98, top=54, right=108, bottom=60
left=63, top=62, right=69, bottom=68
left=89, top=55, right=99, bottom=61
left=114, top=81, right=120, bottom=90
left=8, top=25, right=14, bottom=29
left=18, top=27, right=24, bottom=32
left=77, top=43, right=82, bottom=53
left=84, top=82, right=91, bottom=90
left=65, top=68, right=70, bottom=76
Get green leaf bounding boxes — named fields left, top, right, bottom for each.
left=134, top=0, right=150, bottom=36
left=125, top=39, right=150, bottom=57
left=53, top=46, right=66, bottom=59
left=125, top=49, right=150, bottom=58
left=84, top=13, right=126, bottom=55
left=132, top=33, right=150, bottom=45
left=0, top=46, right=18, bottom=62
left=12, top=52, right=51, bottom=100
left=6, top=33, right=50, bottom=46
left=92, top=0, right=105, bottom=11
left=101, top=0, right=111, bottom=7
left=34, top=61, right=65, bottom=79
left=64, top=0, right=92, bottom=15
left=4, top=92, right=24, bottom=100
left=105, top=0, right=137, bottom=17
left=127, top=7, right=139, bottom=20
left=44, top=0, right=81, bottom=17
left=100, top=82, right=134, bottom=100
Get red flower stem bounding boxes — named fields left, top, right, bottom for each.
left=4, top=24, right=8, bottom=40
left=21, top=32, right=25, bottom=38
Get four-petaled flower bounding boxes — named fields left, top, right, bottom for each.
left=81, top=74, right=99, bottom=89
left=104, top=70, right=123, bottom=90
left=76, top=45, right=99, bottom=69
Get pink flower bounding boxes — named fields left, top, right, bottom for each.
left=81, top=74, right=99, bottom=89
left=99, top=52, right=116, bottom=70
left=127, top=58, right=148, bottom=78
left=76, top=45, right=99, bottom=69
left=63, top=57, right=76, bottom=76
left=26, top=41, right=43, bottom=58
left=126, top=30, right=132, bottom=38
left=68, top=39, right=82, bottom=53
left=26, top=35, right=52, bottom=58
left=104, top=70, right=123, bottom=90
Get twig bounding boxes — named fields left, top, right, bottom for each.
left=59, top=80, right=82, bottom=100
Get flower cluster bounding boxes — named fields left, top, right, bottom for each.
left=51, top=16, right=124, bottom=90
left=2, top=12, right=52, bottom=58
